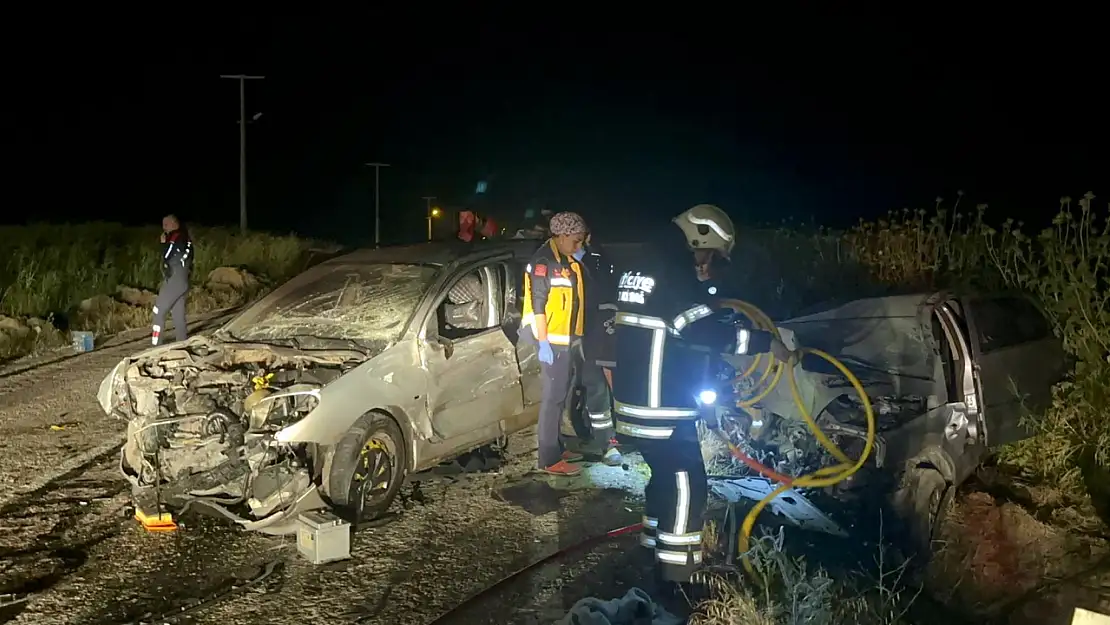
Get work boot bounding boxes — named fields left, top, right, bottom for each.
left=542, top=460, right=582, bottom=476
left=602, top=446, right=623, bottom=466
left=561, top=450, right=584, bottom=463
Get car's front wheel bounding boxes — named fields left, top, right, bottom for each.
left=326, top=412, right=407, bottom=525
left=893, top=467, right=951, bottom=564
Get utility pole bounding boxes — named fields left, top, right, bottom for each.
left=220, top=74, right=265, bottom=234
left=422, top=196, right=437, bottom=241
left=365, top=162, right=391, bottom=247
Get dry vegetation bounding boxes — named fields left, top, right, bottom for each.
left=0, top=223, right=320, bottom=360
left=695, top=191, right=1110, bottom=623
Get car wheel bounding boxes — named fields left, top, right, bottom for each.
left=894, top=467, right=950, bottom=563
left=327, top=412, right=407, bottom=525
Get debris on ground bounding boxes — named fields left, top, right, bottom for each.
left=555, top=587, right=682, bottom=625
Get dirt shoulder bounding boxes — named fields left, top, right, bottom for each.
left=0, top=311, right=236, bottom=510
left=2, top=434, right=651, bottom=625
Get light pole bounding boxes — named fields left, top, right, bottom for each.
left=422, top=196, right=440, bottom=241
left=365, top=162, right=391, bottom=247
left=219, top=74, right=265, bottom=234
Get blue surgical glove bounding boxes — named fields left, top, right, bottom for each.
left=572, top=248, right=586, bottom=261
left=538, top=340, right=554, bottom=364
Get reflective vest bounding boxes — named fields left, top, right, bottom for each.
left=521, top=239, right=586, bottom=346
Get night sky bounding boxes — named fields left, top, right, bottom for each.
left=10, top=11, right=1106, bottom=245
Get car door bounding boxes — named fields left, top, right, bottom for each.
left=502, top=259, right=544, bottom=406
left=961, top=294, right=1066, bottom=447
left=420, top=262, right=525, bottom=440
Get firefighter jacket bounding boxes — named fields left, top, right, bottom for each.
left=607, top=249, right=774, bottom=440
left=521, top=239, right=586, bottom=346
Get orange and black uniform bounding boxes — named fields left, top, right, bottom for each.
left=520, top=239, right=586, bottom=468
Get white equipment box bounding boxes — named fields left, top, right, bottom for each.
left=296, top=511, right=351, bottom=565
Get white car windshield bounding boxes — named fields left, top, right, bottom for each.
left=223, top=263, right=438, bottom=349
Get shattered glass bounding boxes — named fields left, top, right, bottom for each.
left=224, top=263, right=437, bottom=347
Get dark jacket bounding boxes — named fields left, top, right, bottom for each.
left=579, top=241, right=619, bottom=365
left=162, top=227, right=194, bottom=279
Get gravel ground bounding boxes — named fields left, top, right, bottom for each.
left=0, top=324, right=663, bottom=625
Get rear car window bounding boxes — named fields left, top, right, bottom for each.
left=969, top=296, right=1051, bottom=353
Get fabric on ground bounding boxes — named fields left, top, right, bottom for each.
left=554, top=587, right=682, bottom=625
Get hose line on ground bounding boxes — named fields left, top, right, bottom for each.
left=714, top=299, right=876, bottom=579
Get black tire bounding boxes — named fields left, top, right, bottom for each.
left=326, top=412, right=407, bottom=525
left=894, top=467, right=950, bottom=563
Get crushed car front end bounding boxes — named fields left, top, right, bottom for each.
left=96, top=259, right=440, bottom=534
left=98, top=336, right=366, bottom=533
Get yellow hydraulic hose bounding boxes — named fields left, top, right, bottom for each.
left=716, top=299, right=876, bottom=578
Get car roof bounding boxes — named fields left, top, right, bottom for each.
left=325, top=240, right=540, bottom=267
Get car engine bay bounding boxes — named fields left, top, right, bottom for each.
left=101, top=338, right=365, bottom=529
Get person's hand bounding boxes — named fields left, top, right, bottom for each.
left=537, top=340, right=554, bottom=365
left=159, top=232, right=167, bottom=244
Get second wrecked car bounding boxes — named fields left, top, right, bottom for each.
left=97, top=243, right=548, bottom=534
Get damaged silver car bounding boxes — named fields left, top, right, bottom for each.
left=97, top=244, right=545, bottom=534
left=719, top=291, right=1068, bottom=550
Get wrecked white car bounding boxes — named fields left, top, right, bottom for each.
left=97, top=244, right=546, bottom=534
left=718, top=291, right=1067, bottom=550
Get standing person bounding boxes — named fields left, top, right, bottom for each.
left=576, top=233, right=623, bottom=466
left=152, top=214, right=194, bottom=346
left=603, top=204, right=793, bottom=593
left=519, top=211, right=589, bottom=476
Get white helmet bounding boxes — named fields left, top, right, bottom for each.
left=673, top=204, right=735, bottom=257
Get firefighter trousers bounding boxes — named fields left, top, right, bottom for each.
left=629, top=424, right=707, bottom=583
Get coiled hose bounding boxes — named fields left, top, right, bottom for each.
left=713, top=299, right=876, bottom=578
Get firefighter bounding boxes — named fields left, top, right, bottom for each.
left=575, top=233, right=623, bottom=465
left=604, top=204, right=793, bottom=589
left=152, top=214, right=194, bottom=346
left=520, top=211, right=590, bottom=476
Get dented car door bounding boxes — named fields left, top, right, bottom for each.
left=963, top=294, right=1067, bottom=447
left=420, top=263, right=525, bottom=440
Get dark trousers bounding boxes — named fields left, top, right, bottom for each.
left=581, top=359, right=616, bottom=442
left=627, top=423, right=708, bottom=582
left=538, top=345, right=573, bottom=468
left=153, top=271, right=189, bottom=346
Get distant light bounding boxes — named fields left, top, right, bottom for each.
left=707, top=286, right=718, bottom=295
left=431, top=207, right=441, bottom=217
left=475, top=181, right=488, bottom=194
left=698, top=389, right=717, bottom=405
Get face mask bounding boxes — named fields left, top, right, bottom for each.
left=572, top=248, right=586, bottom=261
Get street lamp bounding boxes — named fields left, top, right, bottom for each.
left=428, top=206, right=442, bottom=241
left=423, top=196, right=440, bottom=241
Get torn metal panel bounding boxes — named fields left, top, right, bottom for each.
left=709, top=477, right=848, bottom=537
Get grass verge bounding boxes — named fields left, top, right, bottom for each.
left=0, top=223, right=322, bottom=361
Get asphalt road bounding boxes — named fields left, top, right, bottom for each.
left=0, top=327, right=659, bottom=625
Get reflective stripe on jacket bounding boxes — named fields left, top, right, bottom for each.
left=521, top=239, right=586, bottom=346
